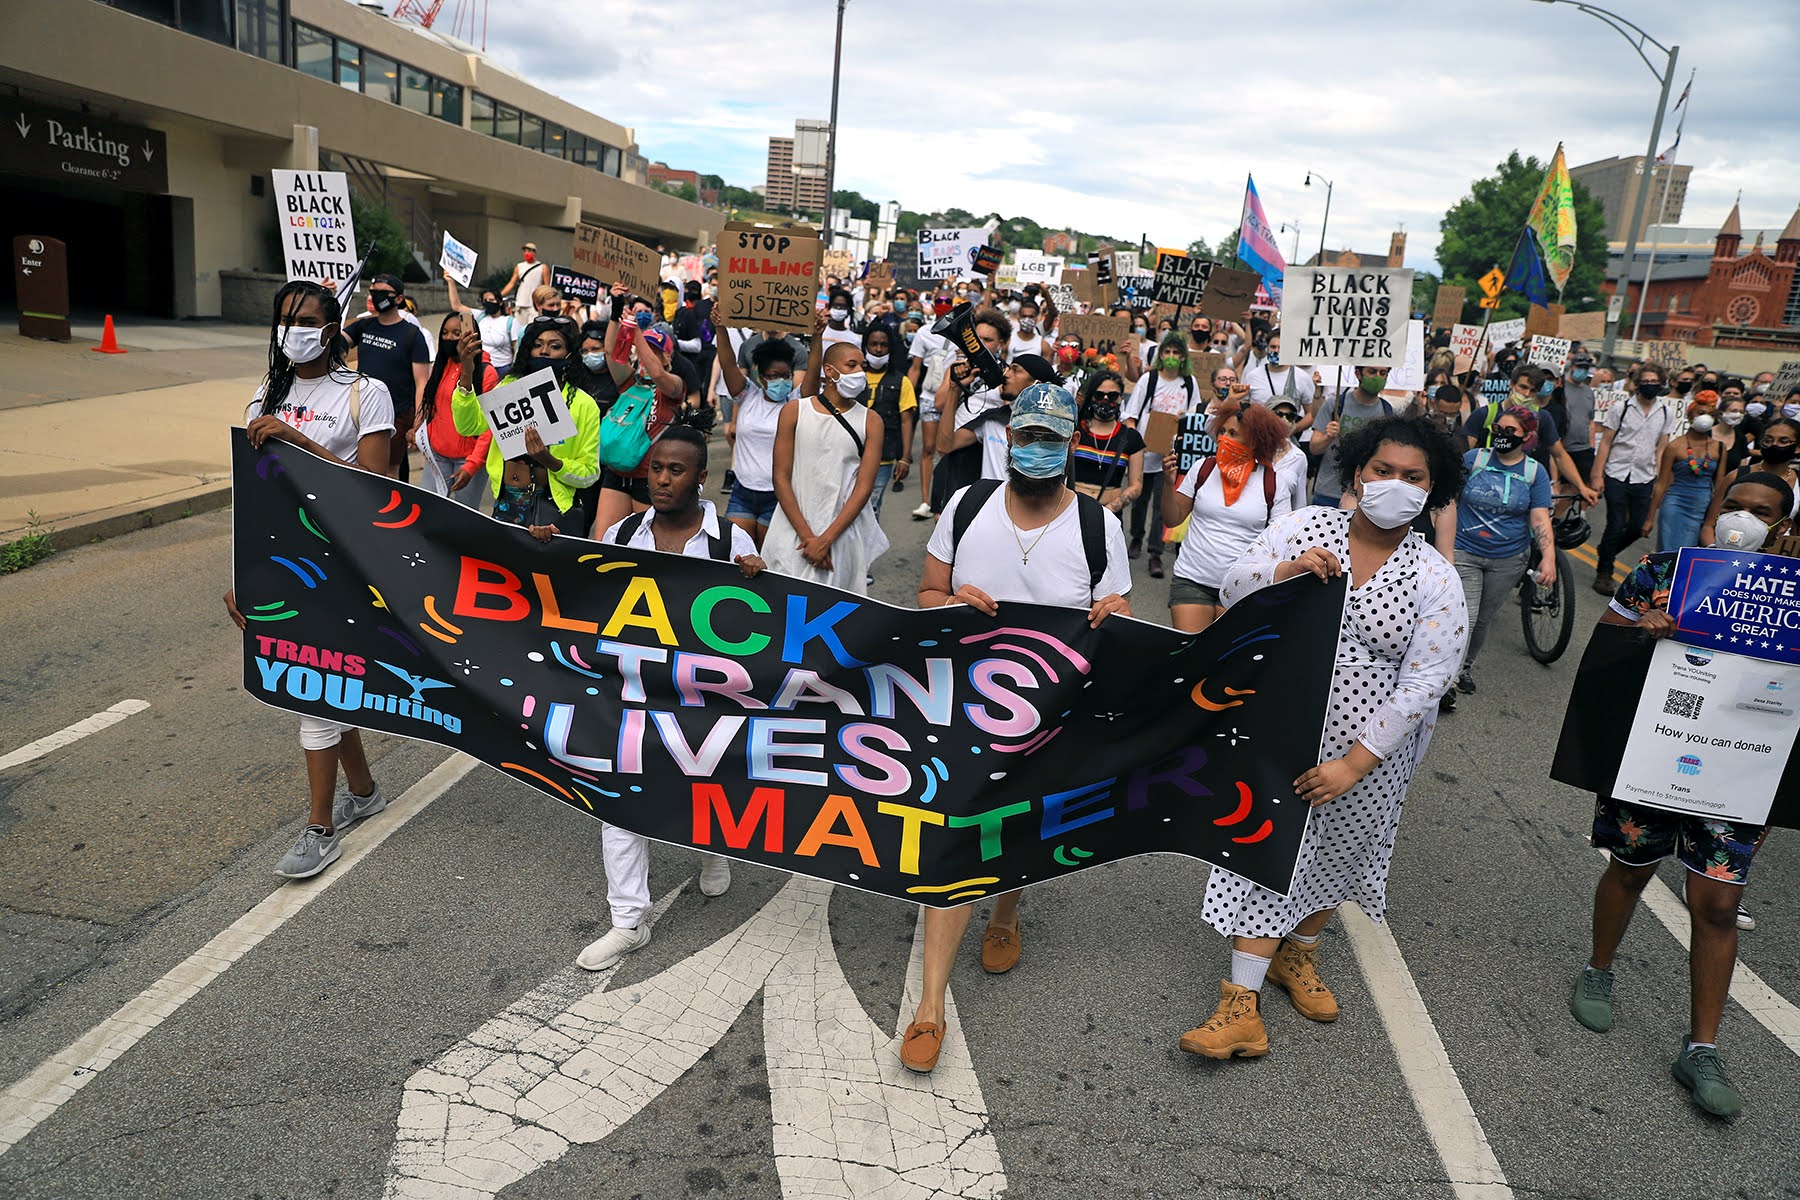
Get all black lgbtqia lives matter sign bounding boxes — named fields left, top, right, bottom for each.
left=231, top=430, right=1345, bottom=904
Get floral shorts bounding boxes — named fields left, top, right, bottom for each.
left=1592, top=796, right=1769, bottom=885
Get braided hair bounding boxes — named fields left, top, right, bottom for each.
left=258, top=281, right=352, bottom=416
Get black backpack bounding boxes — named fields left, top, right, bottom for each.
left=612, top=511, right=733, bottom=561
left=947, top=478, right=1109, bottom=598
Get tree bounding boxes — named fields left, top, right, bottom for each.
left=349, top=194, right=413, bottom=281
left=1186, top=237, right=1214, bottom=259
left=1437, top=150, right=1610, bottom=320
left=1216, top=230, right=1241, bottom=264
left=1412, top=271, right=1440, bottom=320
left=832, top=189, right=879, bottom=223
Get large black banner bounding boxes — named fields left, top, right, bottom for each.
left=230, top=430, right=1344, bottom=904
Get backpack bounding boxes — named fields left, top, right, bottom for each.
left=1192, top=456, right=1280, bottom=515
left=598, top=380, right=663, bottom=473
left=611, top=511, right=733, bottom=561
left=947, top=478, right=1109, bottom=598
left=1467, top=447, right=1541, bottom=508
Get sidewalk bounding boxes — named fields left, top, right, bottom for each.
left=1, top=320, right=269, bottom=544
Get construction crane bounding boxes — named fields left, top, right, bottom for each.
left=389, top=0, right=488, bottom=49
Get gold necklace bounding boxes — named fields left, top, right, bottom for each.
left=1004, top=489, right=1065, bottom=566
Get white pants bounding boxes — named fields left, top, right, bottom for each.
left=600, top=823, right=728, bottom=929
left=299, top=715, right=348, bottom=751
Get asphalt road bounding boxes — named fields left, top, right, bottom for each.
left=1, top=482, right=1795, bottom=1200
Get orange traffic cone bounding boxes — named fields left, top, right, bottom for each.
left=91, top=314, right=127, bottom=354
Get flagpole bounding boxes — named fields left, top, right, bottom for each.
left=1631, top=71, right=1693, bottom=344
left=1236, top=177, right=1251, bottom=272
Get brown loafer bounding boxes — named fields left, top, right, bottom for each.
left=900, top=1021, right=944, bottom=1073
left=981, top=920, right=1021, bottom=974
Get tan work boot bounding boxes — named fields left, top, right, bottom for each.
left=1268, top=937, right=1339, bottom=1022
left=1178, top=981, right=1269, bottom=1059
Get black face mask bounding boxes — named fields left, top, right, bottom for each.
left=1491, top=430, right=1526, bottom=454
left=1637, top=381, right=1665, bottom=400
left=1087, top=400, right=1122, bottom=422
left=440, top=336, right=460, bottom=354
left=372, top=293, right=398, bottom=313
left=482, top=299, right=503, bottom=315
left=1674, top=380, right=1692, bottom=395
left=1761, top=444, right=1797, bottom=466
left=520, top=354, right=568, bottom=382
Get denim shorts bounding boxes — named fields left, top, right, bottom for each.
left=1168, top=576, right=1223, bottom=608
left=726, top=482, right=779, bottom=525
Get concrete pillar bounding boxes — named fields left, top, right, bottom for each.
left=288, top=124, right=319, bottom=171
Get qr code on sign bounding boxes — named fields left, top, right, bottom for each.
left=1663, top=688, right=1704, bottom=719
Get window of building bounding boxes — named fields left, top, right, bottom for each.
left=432, top=78, right=462, bottom=124
left=471, top=92, right=495, bottom=138
left=400, top=66, right=430, bottom=114
left=602, top=145, right=621, bottom=177
left=335, top=38, right=362, bottom=92
left=293, top=22, right=332, bottom=81
left=519, top=112, right=543, bottom=152
left=542, top=122, right=567, bottom=159
left=363, top=52, right=400, bottom=105
left=236, top=0, right=285, bottom=62
left=492, top=103, right=520, bottom=144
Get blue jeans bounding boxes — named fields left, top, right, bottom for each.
left=871, top=461, right=895, bottom=519
left=1454, top=550, right=1529, bottom=668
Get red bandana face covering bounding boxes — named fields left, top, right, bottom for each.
left=1215, top=435, right=1256, bottom=505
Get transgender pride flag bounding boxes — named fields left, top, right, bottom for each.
left=1238, top=174, right=1286, bottom=301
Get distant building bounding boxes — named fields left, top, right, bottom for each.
left=764, top=119, right=830, bottom=214
left=1569, top=155, right=1691, bottom=242
left=1042, top=231, right=1077, bottom=256
left=1607, top=202, right=1800, bottom=350
left=1304, top=231, right=1406, bottom=269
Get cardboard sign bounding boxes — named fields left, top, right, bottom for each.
left=885, top=242, right=921, bottom=292
left=1187, top=351, right=1226, bottom=397
left=1143, top=410, right=1181, bottom=455
left=1153, top=253, right=1212, bottom=308
left=1071, top=270, right=1098, bottom=307
left=1646, top=340, right=1688, bottom=370
left=1280, top=266, right=1414, bottom=368
left=1432, top=285, right=1466, bottom=329
left=1487, top=318, right=1527, bottom=350
left=1198, top=266, right=1259, bottom=323
left=972, top=245, right=1004, bottom=277
left=439, top=229, right=477, bottom=288
left=1092, top=253, right=1114, bottom=285
left=1591, top=383, right=1627, bottom=421
left=1449, top=323, right=1484, bottom=367
left=1768, top=359, right=1800, bottom=399
left=550, top=265, right=600, bottom=305
left=1174, top=412, right=1216, bottom=475
left=477, top=367, right=579, bottom=459
left=715, top=221, right=823, bottom=336
left=1385, top=320, right=1426, bottom=390
left=1016, top=254, right=1064, bottom=286
left=271, top=169, right=359, bottom=286
left=1113, top=250, right=1141, bottom=280
left=573, top=223, right=661, bottom=300
left=1526, top=303, right=1565, bottom=337
left=918, top=227, right=987, bottom=280
left=1527, top=335, right=1572, bottom=374
left=867, top=260, right=895, bottom=289
left=1061, top=313, right=1133, bottom=360
left=821, top=249, right=854, bottom=281
left=1559, top=310, right=1606, bottom=343
left=1116, top=273, right=1155, bottom=310
left=1047, top=283, right=1076, bottom=313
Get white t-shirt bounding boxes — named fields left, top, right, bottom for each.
left=1171, top=459, right=1294, bottom=588
left=1007, top=331, right=1049, bottom=362
left=1272, top=445, right=1310, bottom=513
left=512, top=260, right=548, bottom=319
left=952, top=386, right=1011, bottom=480
left=908, top=326, right=952, bottom=401
left=1123, top=373, right=1200, bottom=474
left=479, top=312, right=518, bottom=373
left=601, top=499, right=756, bottom=560
left=729, top=380, right=788, bottom=493
left=822, top=326, right=862, bottom=350
left=1245, top=360, right=1317, bottom=409
left=246, top=371, right=396, bottom=465
left=928, top=485, right=1132, bottom=607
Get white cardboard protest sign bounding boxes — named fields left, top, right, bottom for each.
left=477, top=367, right=579, bottom=460
left=1449, top=323, right=1484, bottom=368
left=1385, top=319, right=1426, bottom=390
left=1016, top=254, right=1064, bottom=286
left=272, top=169, right=359, bottom=286
left=1486, top=318, right=1526, bottom=350
left=918, top=228, right=987, bottom=281
left=1528, top=335, right=1572, bottom=374
left=1279, top=266, right=1414, bottom=368
left=1768, top=359, right=1800, bottom=398
left=439, top=230, right=478, bottom=287
left=1113, top=250, right=1140, bottom=280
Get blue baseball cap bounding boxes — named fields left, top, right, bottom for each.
left=1010, top=382, right=1077, bottom=438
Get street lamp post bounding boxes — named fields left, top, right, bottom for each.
left=1528, top=0, right=1678, bottom=366
left=820, top=0, right=848, bottom=247
left=1280, top=221, right=1303, bottom=263
left=1304, top=172, right=1333, bottom=265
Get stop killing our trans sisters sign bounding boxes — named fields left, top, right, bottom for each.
left=230, top=431, right=1345, bottom=904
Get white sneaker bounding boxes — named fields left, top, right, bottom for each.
left=911, top=502, right=932, bottom=521
left=698, top=854, right=732, bottom=897
left=577, top=923, right=651, bottom=971
left=1736, top=903, right=1756, bottom=931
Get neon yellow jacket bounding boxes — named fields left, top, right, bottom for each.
left=451, top=376, right=601, bottom=515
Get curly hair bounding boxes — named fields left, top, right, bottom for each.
left=1155, top=331, right=1191, bottom=374
left=1335, top=414, right=1465, bottom=512
left=750, top=336, right=796, bottom=375
left=970, top=306, right=1013, bottom=346
left=1215, top=400, right=1290, bottom=465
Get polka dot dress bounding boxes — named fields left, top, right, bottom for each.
left=1203, top=507, right=1467, bottom=937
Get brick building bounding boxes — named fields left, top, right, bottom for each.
left=1611, top=202, right=1800, bottom=351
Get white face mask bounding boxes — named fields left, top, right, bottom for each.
left=1357, top=477, right=1429, bottom=529
left=1689, top=414, right=1715, bottom=433
left=1714, top=510, right=1772, bottom=551
left=832, top=369, right=868, bottom=400
left=281, top=325, right=327, bottom=364
left=865, top=352, right=889, bottom=370
left=1721, top=411, right=1745, bottom=427
left=829, top=307, right=849, bottom=323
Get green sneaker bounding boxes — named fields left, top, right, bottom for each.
left=1672, top=1043, right=1743, bottom=1120
left=1570, top=965, right=1614, bottom=1032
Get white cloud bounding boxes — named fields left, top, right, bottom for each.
left=469, top=0, right=1800, bottom=270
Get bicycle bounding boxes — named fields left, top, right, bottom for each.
left=1518, top=494, right=1590, bottom=664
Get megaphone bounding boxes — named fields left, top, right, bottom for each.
left=931, top=302, right=1006, bottom=391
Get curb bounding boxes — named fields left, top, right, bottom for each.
left=31, top=485, right=234, bottom=552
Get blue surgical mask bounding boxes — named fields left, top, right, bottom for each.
left=1267, top=351, right=1281, bottom=366
left=1427, top=385, right=1441, bottom=399
left=1571, top=368, right=1591, bottom=382
left=1009, top=439, right=1069, bottom=479
left=1539, top=380, right=1554, bottom=397
left=763, top=377, right=794, bottom=403
left=1786, top=403, right=1800, bottom=420
left=581, top=351, right=606, bottom=370
left=893, top=300, right=907, bottom=313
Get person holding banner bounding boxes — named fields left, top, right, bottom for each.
left=415, top=310, right=497, bottom=507
left=1571, top=472, right=1796, bottom=1120
left=1160, top=400, right=1294, bottom=632
left=763, top=314, right=888, bottom=593
left=450, top=318, right=601, bottom=534
left=227, top=280, right=397, bottom=879
left=1182, top=415, right=1467, bottom=1060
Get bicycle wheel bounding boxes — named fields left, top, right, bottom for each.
left=1521, top=548, right=1577, bottom=664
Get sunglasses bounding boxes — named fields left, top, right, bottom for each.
left=1093, top=390, right=1124, bottom=399
left=1012, top=428, right=1069, bottom=445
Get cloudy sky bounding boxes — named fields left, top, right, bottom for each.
left=473, top=0, right=1797, bottom=271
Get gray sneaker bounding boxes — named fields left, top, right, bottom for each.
left=1570, top=965, right=1614, bottom=1032
left=275, top=824, right=342, bottom=879
left=332, top=781, right=387, bottom=831
left=1673, top=1042, right=1743, bottom=1120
